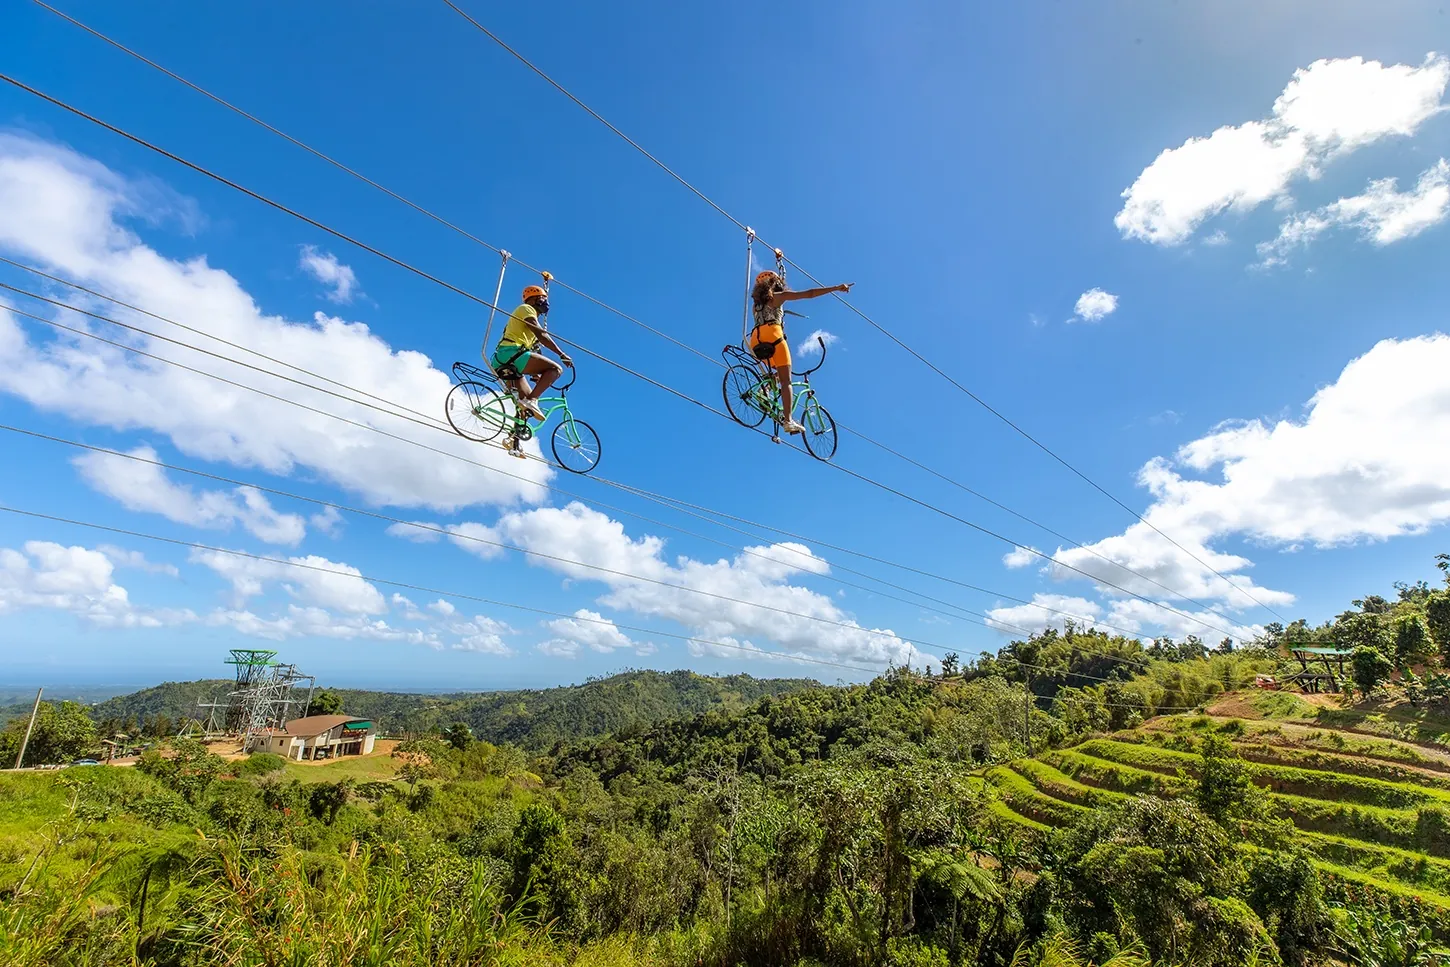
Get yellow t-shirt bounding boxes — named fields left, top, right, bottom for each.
left=500, top=304, right=542, bottom=350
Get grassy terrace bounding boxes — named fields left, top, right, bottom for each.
left=983, top=708, right=1450, bottom=913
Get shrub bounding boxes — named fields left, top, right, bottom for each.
left=235, top=752, right=287, bottom=777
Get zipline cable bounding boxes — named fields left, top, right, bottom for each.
left=0, top=499, right=1204, bottom=696
left=0, top=279, right=1245, bottom=644
left=0, top=272, right=1170, bottom=655
left=0, top=419, right=1048, bottom=645
left=0, top=504, right=886, bottom=675
left=9, top=10, right=1259, bottom=623
left=0, top=74, right=1249, bottom=641
left=434, top=1, right=1289, bottom=621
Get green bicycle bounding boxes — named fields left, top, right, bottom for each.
left=721, top=336, right=838, bottom=461
left=445, top=361, right=602, bottom=474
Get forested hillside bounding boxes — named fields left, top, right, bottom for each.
left=84, top=669, right=818, bottom=749
left=9, top=560, right=1450, bottom=965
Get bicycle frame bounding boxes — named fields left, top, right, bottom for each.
left=723, top=335, right=828, bottom=426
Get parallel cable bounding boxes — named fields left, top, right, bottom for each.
left=8, top=19, right=1269, bottom=623
left=0, top=499, right=1179, bottom=690
left=0, top=272, right=1170, bottom=652
left=0, top=504, right=886, bottom=675
left=1, top=282, right=1243, bottom=644
left=0, top=74, right=1248, bottom=641
left=0, top=419, right=1045, bottom=644
left=435, top=4, right=1289, bottom=621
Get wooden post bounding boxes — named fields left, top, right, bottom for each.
left=14, top=688, right=42, bottom=770
left=1023, top=671, right=1033, bottom=756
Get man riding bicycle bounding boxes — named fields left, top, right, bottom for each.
left=491, top=284, right=573, bottom=421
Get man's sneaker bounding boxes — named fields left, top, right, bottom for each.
left=517, top=396, right=545, bottom=420
left=782, top=419, right=804, bottom=435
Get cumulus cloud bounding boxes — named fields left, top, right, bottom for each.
left=431, top=502, right=923, bottom=667
left=0, top=540, right=192, bottom=628
left=73, top=446, right=307, bottom=544
left=1258, top=158, right=1450, bottom=265
left=1040, top=334, right=1450, bottom=635
left=97, top=544, right=179, bottom=576
left=298, top=245, right=359, bottom=303
left=208, top=605, right=439, bottom=645
left=1071, top=288, right=1118, bottom=323
left=309, top=506, right=344, bottom=538
left=1117, top=54, right=1449, bottom=245
left=985, top=594, right=1103, bottom=636
left=540, top=608, right=635, bottom=656
left=190, top=549, right=388, bottom=614
left=1002, top=546, right=1040, bottom=569
left=795, top=329, right=838, bottom=356
left=0, top=133, right=551, bottom=513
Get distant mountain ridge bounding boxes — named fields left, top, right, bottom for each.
left=85, top=669, right=820, bottom=748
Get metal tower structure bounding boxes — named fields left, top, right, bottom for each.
left=237, top=662, right=316, bottom=750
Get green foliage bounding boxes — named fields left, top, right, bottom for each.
left=305, top=688, right=345, bottom=716
left=1427, top=591, right=1450, bottom=664
left=233, top=751, right=287, bottom=777
left=1353, top=646, right=1397, bottom=699
left=1196, top=733, right=1259, bottom=824
left=136, top=738, right=224, bottom=805
left=0, top=700, right=98, bottom=767
left=1396, top=614, right=1435, bottom=668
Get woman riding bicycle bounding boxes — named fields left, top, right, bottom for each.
left=750, top=271, right=852, bottom=434
left=491, top=284, right=573, bottom=420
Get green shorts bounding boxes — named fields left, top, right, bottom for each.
left=491, top=343, right=531, bottom=375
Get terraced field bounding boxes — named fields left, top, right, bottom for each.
left=983, top=706, right=1450, bottom=914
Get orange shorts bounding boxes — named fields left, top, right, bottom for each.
left=751, top=324, right=791, bottom=369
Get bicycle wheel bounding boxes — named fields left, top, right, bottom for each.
left=800, top=397, right=838, bottom=461
left=722, top=365, right=768, bottom=428
left=446, top=381, right=514, bottom=443
left=552, top=417, right=602, bottom=474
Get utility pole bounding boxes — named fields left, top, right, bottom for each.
left=1023, top=672, right=1032, bottom=756
left=14, top=687, right=42, bottom=770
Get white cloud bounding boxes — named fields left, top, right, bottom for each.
left=298, top=245, right=359, bottom=304
left=542, top=608, right=634, bottom=654
left=190, top=549, right=387, bottom=615
left=309, top=506, right=344, bottom=538
left=208, top=604, right=438, bottom=646
left=795, top=329, right=838, bottom=356
left=537, top=638, right=579, bottom=658
left=476, top=502, right=926, bottom=668
left=1117, top=54, right=1449, bottom=244
left=385, top=521, right=442, bottom=542
left=1002, top=546, right=1039, bottom=569
left=1041, top=334, right=1450, bottom=631
left=97, top=544, right=179, bottom=576
left=0, top=134, right=551, bottom=513
left=73, top=446, right=307, bottom=544
left=428, top=599, right=456, bottom=616
left=985, top=594, right=1103, bottom=636
left=1072, top=288, right=1118, bottom=323
left=445, top=614, right=512, bottom=654
left=1258, top=158, right=1450, bottom=265
left=0, top=540, right=192, bottom=628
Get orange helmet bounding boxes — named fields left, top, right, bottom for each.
left=521, top=284, right=547, bottom=302
left=755, top=271, right=781, bottom=287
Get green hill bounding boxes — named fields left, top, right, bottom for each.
left=86, top=669, right=818, bottom=749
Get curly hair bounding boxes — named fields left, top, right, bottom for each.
left=752, top=271, right=783, bottom=308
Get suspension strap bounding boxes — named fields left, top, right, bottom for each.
left=740, top=227, right=755, bottom=346
left=775, top=246, right=786, bottom=288
left=539, top=270, right=553, bottom=329
left=480, top=250, right=510, bottom=358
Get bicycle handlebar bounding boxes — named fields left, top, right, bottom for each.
left=798, top=335, right=828, bottom=378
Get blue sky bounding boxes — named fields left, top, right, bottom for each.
left=3, top=0, right=1450, bottom=691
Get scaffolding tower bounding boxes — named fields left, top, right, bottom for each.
left=191, top=649, right=316, bottom=747
left=238, top=662, right=316, bottom=750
